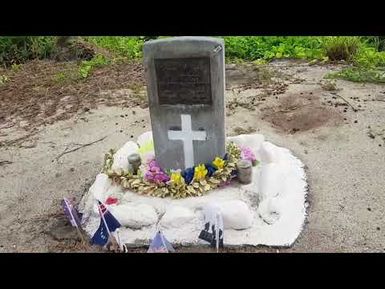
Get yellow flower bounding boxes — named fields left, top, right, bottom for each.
left=194, top=164, right=208, bottom=181
left=213, top=157, right=225, bottom=169
left=170, top=171, right=184, bottom=185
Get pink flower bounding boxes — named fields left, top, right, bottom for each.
left=144, top=158, right=170, bottom=184
left=240, top=146, right=257, bottom=162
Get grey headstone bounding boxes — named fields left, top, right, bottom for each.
left=144, top=37, right=226, bottom=171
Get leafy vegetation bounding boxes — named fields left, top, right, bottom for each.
left=222, top=36, right=385, bottom=83
left=326, top=41, right=385, bottom=83
left=326, top=67, right=385, bottom=83
left=1, top=36, right=385, bottom=83
left=52, top=54, right=111, bottom=82
left=78, top=54, right=110, bottom=79
left=323, top=36, right=361, bottom=61
left=85, top=36, right=144, bottom=59
left=353, top=46, right=385, bottom=67
left=0, top=74, right=9, bottom=85
left=364, top=36, right=385, bottom=51
left=0, top=36, right=56, bottom=67
left=224, top=36, right=325, bottom=61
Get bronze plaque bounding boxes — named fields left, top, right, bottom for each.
left=155, top=57, right=212, bottom=105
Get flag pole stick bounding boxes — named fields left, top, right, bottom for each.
left=159, top=231, right=168, bottom=253
left=97, top=200, right=122, bottom=251
left=215, top=214, right=219, bottom=253
left=115, top=228, right=127, bottom=252
left=65, top=199, right=86, bottom=244
left=116, top=228, right=122, bottom=250
left=75, top=226, right=86, bottom=245
left=97, top=201, right=114, bottom=247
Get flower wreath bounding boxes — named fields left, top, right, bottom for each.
left=102, top=142, right=259, bottom=199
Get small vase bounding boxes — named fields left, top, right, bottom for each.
left=128, top=153, right=141, bottom=175
left=236, top=160, right=252, bottom=184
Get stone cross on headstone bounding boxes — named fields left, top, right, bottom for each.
left=168, top=114, right=207, bottom=169
left=144, top=37, right=226, bottom=171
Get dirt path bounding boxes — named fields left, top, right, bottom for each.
left=0, top=60, right=384, bottom=252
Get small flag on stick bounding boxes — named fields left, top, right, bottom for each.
left=198, top=203, right=224, bottom=252
left=148, top=231, right=175, bottom=253
left=91, top=200, right=121, bottom=247
left=61, top=197, right=85, bottom=243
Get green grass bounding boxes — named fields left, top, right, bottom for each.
left=0, top=74, right=9, bottom=85
left=1, top=36, right=385, bottom=84
left=51, top=54, right=112, bottom=82
left=223, top=36, right=385, bottom=83
left=323, top=36, right=361, bottom=61
left=0, top=36, right=56, bottom=67
left=363, top=36, right=385, bottom=51
left=354, top=46, right=385, bottom=67
left=326, top=43, right=385, bottom=83
left=326, top=67, right=385, bottom=83
left=78, top=54, right=110, bottom=79
left=224, top=36, right=326, bottom=61
left=85, top=36, right=144, bottom=59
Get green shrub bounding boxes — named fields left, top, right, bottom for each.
left=2, top=36, right=385, bottom=85
left=85, top=37, right=144, bottom=59
left=354, top=46, right=385, bottom=68
left=325, top=38, right=385, bottom=83
left=323, top=36, right=361, bottom=62
left=0, top=36, right=56, bottom=66
left=224, top=36, right=324, bottom=61
left=363, top=36, right=385, bottom=51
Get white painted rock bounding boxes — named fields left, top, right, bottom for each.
left=257, top=198, right=282, bottom=225
left=160, top=206, right=195, bottom=229
left=80, top=132, right=308, bottom=247
left=111, top=141, right=139, bottom=171
left=90, top=173, right=112, bottom=203
left=258, top=163, right=286, bottom=199
left=228, top=133, right=265, bottom=148
left=228, top=134, right=265, bottom=158
left=109, top=203, right=158, bottom=229
left=259, top=141, right=286, bottom=164
left=79, top=173, right=112, bottom=219
left=219, top=200, right=253, bottom=230
left=257, top=142, right=291, bottom=224
left=137, top=131, right=153, bottom=147
left=258, top=141, right=291, bottom=200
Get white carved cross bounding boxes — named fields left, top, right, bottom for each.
left=168, top=114, right=207, bottom=168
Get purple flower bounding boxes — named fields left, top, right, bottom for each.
left=144, top=158, right=170, bottom=184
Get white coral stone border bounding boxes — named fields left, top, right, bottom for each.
left=79, top=131, right=308, bottom=248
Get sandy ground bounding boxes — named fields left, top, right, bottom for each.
left=0, top=60, right=384, bottom=253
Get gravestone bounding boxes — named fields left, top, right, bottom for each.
left=144, top=37, right=226, bottom=170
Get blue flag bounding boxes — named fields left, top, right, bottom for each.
left=91, top=201, right=121, bottom=246
left=91, top=218, right=110, bottom=246
left=148, top=231, right=175, bottom=253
